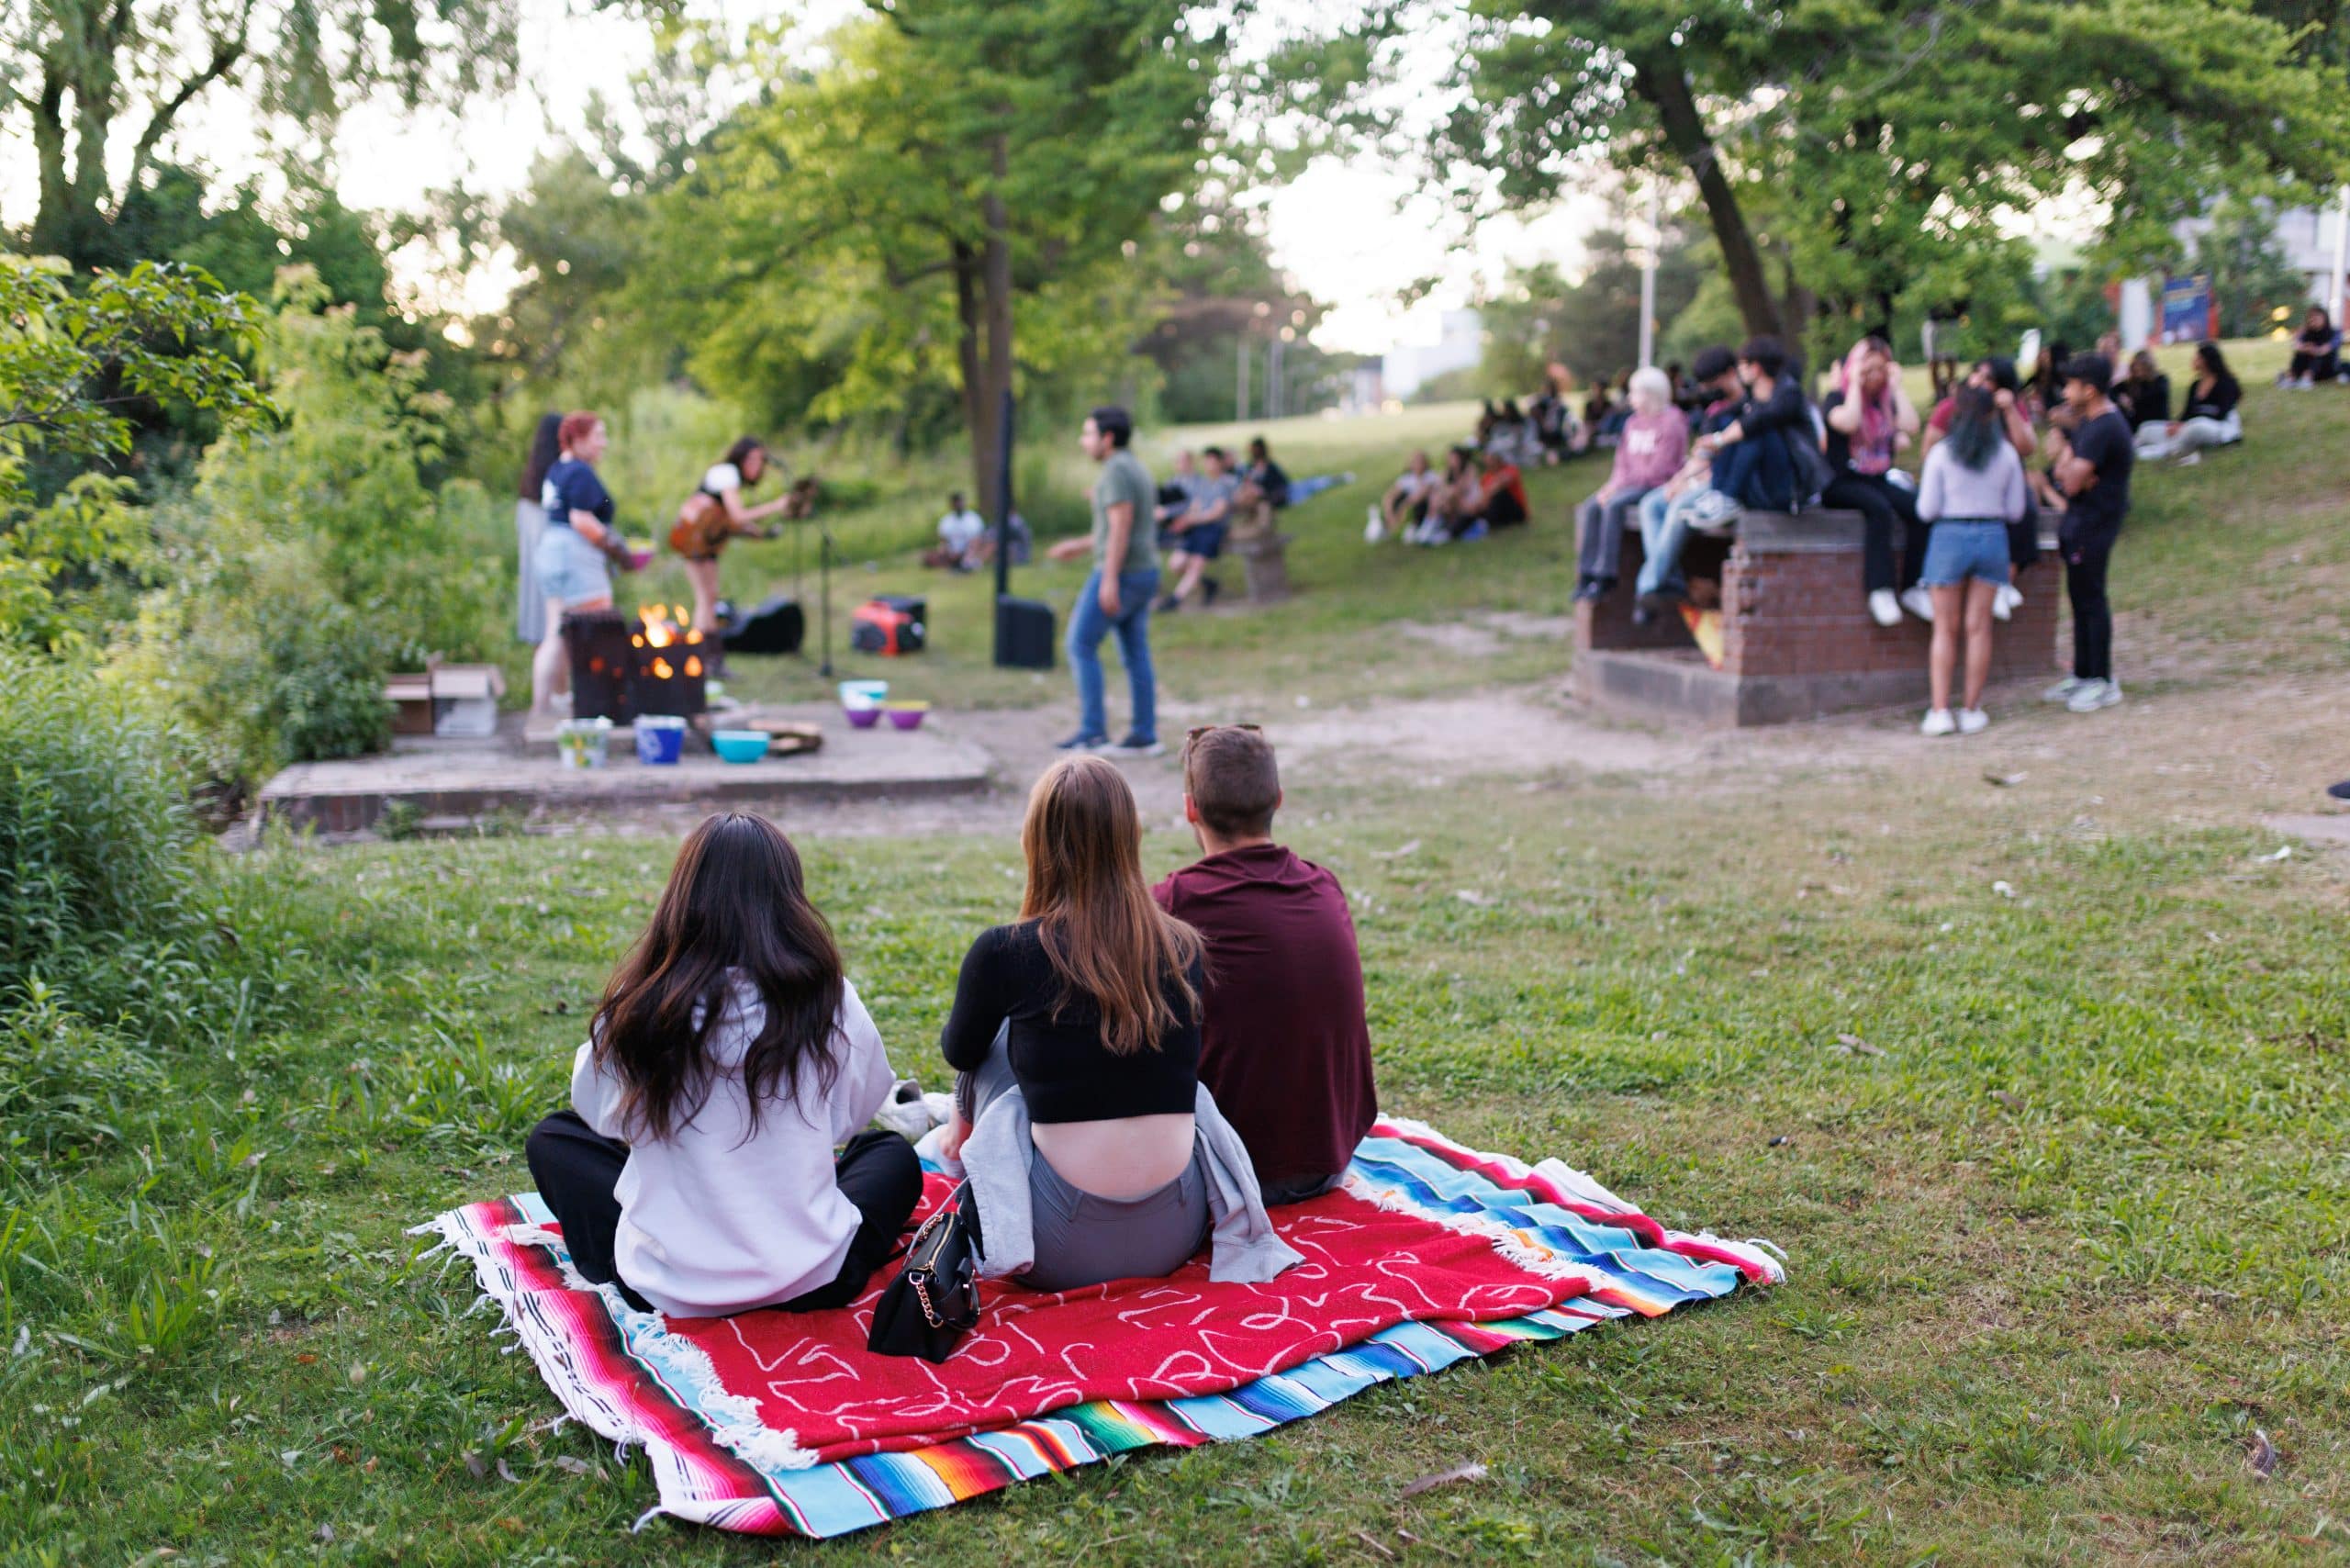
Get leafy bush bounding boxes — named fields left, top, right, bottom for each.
left=0, top=650, right=196, bottom=995
left=114, top=267, right=503, bottom=786
left=0, top=984, right=164, bottom=1170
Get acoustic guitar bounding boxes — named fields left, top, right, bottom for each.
left=668, top=490, right=733, bottom=560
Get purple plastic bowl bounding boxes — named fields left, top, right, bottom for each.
left=886, top=707, right=926, bottom=732
left=845, top=706, right=882, bottom=729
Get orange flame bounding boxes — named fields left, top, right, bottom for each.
left=638, top=604, right=679, bottom=649
left=683, top=655, right=703, bottom=678
left=650, top=656, right=676, bottom=680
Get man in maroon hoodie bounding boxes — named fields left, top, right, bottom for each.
left=1153, top=725, right=1378, bottom=1203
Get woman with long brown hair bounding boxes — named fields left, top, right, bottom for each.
left=524, top=812, right=920, bottom=1316
left=936, top=755, right=1219, bottom=1290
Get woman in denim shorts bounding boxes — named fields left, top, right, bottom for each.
left=1914, top=386, right=2028, bottom=737
left=532, top=411, right=621, bottom=718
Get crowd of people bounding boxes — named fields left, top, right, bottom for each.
left=517, top=412, right=824, bottom=715
left=527, top=728, right=1376, bottom=1314
left=1373, top=322, right=2271, bottom=735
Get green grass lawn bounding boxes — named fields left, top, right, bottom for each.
left=8, top=342, right=2350, bottom=1564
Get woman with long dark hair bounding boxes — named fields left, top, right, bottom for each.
left=523, top=812, right=920, bottom=1316
left=938, top=756, right=1279, bottom=1291
left=2135, top=341, right=2243, bottom=463
left=670, top=436, right=796, bottom=636
left=515, top=412, right=562, bottom=644
left=1915, top=386, right=2029, bottom=736
left=2283, top=304, right=2340, bottom=387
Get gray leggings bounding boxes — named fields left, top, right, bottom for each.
left=957, top=1026, right=1211, bottom=1292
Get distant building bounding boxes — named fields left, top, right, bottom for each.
left=2174, top=202, right=2346, bottom=306
left=1380, top=309, right=1483, bottom=399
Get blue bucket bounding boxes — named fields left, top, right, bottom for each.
left=635, top=714, right=687, bottom=765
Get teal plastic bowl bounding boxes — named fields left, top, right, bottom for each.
left=711, top=729, right=771, bottom=764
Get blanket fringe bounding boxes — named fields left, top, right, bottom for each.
left=630, top=1505, right=667, bottom=1535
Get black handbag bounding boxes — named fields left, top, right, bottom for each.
left=866, top=1183, right=983, bottom=1362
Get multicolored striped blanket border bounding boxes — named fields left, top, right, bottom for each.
left=417, top=1114, right=1784, bottom=1539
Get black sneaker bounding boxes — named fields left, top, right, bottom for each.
left=1201, top=577, right=1222, bottom=607
left=1108, top=734, right=1166, bottom=757
left=1151, top=594, right=1180, bottom=613
left=1056, top=732, right=1109, bottom=752
left=2330, top=779, right=2350, bottom=801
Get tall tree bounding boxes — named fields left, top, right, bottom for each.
left=4, top=0, right=530, bottom=270
left=649, top=0, right=1218, bottom=509
left=1404, top=0, right=2350, bottom=350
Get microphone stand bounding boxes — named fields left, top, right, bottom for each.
left=817, top=524, right=836, bottom=678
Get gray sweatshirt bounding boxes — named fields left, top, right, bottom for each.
left=1917, top=440, right=2027, bottom=524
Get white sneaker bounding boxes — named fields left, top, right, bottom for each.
left=1957, top=707, right=1990, bottom=734
left=2177, top=452, right=2201, bottom=467
left=2042, top=675, right=2087, bottom=704
left=1364, top=506, right=1386, bottom=543
left=1868, top=589, right=1901, bottom=627
left=1899, top=586, right=1936, bottom=622
left=1920, top=708, right=1957, bottom=737
left=2067, top=678, right=2123, bottom=712
left=1992, top=583, right=2021, bottom=622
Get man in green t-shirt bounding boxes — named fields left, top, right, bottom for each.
left=1045, top=406, right=1163, bottom=755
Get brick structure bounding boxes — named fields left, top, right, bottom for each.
left=1573, top=509, right=2064, bottom=726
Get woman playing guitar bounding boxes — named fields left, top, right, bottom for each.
left=670, top=438, right=800, bottom=636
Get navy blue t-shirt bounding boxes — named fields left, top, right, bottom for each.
left=540, top=458, right=615, bottom=531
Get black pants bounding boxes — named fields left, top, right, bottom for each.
left=523, top=1110, right=923, bottom=1314
left=2290, top=347, right=2339, bottom=382
left=1823, top=472, right=1922, bottom=595
left=2062, top=531, right=2117, bottom=681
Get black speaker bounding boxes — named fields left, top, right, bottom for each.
left=723, top=594, right=805, bottom=655
left=995, top=595, right=1055, bottom=669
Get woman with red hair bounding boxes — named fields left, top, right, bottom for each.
left=532, top=410, right=623, bottom=718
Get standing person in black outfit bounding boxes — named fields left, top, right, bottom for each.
left=2044, top=353, right=2134, bottom=714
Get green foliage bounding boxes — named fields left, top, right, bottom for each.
left=0, top=982, right=166, bottom=1171
left=115, top=269, right=501, bottom=784
left=2191, top=198, right=2313, bottom=338
left=0, top=649, right=195, bottom=997
left=1477, top=230, right=1706, bottom=389
left=0, top=258, right=270, bottom=515
left=1389, top=0, right=2350, bottom=346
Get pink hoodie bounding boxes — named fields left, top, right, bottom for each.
left=1606, top=408, right=1689, bottom=496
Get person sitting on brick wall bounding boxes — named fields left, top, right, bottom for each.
left=1575, top=365, right=1689, bottom=602
left=1630, top=344, right=1768, bottom=624
left=1153, top=725, right=1377, bottom=1205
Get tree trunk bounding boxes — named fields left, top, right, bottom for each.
left=29, top=65, right=113, bottom=268
left=1629, top=46, right=1785, bottom=342
left=950, top=238, right=994, bottom=509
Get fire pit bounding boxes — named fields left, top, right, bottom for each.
left=563, top=604, right=710, bottom=726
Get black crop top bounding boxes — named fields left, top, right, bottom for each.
left=939, top=921, right=1201, bottom=1123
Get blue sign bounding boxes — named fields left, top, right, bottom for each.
left=2160, top=274, right=2212, bottom=343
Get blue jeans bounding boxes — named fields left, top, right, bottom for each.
left=1068, top=568, right=1159, bottom=743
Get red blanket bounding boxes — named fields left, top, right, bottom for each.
left=660, top=1177, right=1576, bottom=1462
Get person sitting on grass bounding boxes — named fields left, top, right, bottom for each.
left=2281, top=305, right=2340, bottom=387
left=1574, top=366, right=1688, bottom=601
left=1422, top=446, right=1528, bottom=544
left=2112, top=351, right=2173, bottom=433
left=1405, top=445, right=1482, bottom=543
left=523, top=812, right=921, bottom=1318
left=1372, top=449, right=1438, bottom=542
left=2133, top=341, right=2242, bottom=465
left=938, top=756, right=1296, bottom=1290
left=1153, top=726, right=1376, bottom=1204
left=923, top=491, right=992, bottom=572
left=1155, top=445, right=1237, bottom=611
left=1915, top=386, right=2030, bottom=738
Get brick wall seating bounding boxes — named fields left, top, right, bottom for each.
left=1572, top=506, right=2065, bottom=726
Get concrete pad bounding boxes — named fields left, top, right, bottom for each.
left=260, top=703, right=992, bottom=833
